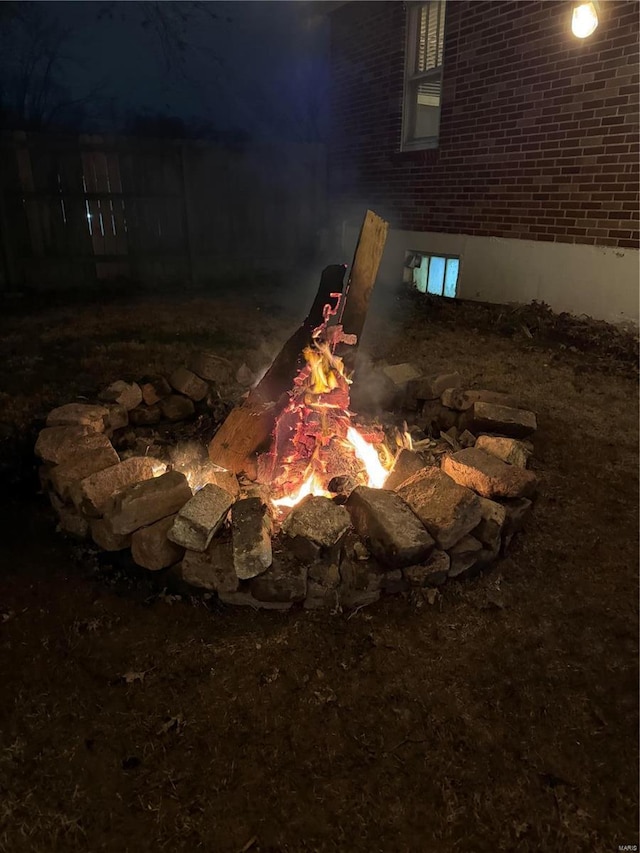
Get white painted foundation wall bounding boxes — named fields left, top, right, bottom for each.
left=343, top=226, right=640, bottom=327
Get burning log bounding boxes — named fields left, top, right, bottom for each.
left=207, top=264, right=347, bottom=475
left=208, top=210, right=389, bottom=476
left=338, top=210, right=389, bottom=369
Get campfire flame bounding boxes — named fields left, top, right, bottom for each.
left=265, top=294, right=397, bottom=510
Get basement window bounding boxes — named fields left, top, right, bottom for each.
left=404, top=251, right=459, bottom=298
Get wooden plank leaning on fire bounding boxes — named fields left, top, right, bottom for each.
left=207, top=209, right=389, bottom=475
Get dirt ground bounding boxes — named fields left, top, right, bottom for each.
left=0, top=280, right=638, bottom=853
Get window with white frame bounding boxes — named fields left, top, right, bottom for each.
left=404, top=251, right=459, bottom=298
left=402, top=1, right=446, bottom=150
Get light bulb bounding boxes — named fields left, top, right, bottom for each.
left=572, top=2, right=599, bottom=38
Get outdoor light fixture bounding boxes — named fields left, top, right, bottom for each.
left=571, top=1, right=599, bottom=38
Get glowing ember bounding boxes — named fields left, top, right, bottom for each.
left=261, top=292, right=397, bottom=510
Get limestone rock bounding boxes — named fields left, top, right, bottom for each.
left=129, top=405, right=162, bottom=426
left=462, top=401, right=537, bottom=438
left=168, top=483, right=233, bottom=552
left=72, top=456, right=165, bottom=517
left=397, top=467, right=482, bottom=551
left=281, top=496, right=351, bottom=550
left=35, top=426, right=113, bottom=466
left=140, top=376, right=172, bottom=406
left=473, top=496, right=507, bottom=551
left=50, top=446, right=120, bottom=501
left=169, top=366, right=209, bottom=402
left=99, top=381, right=143, bottom=411
left=160, top=395, right=195, bottom=422
left=383, top=449, right=430, bottom=491
left=187, top=460, right=240, bottom=498
left=338, top=557, right=383, bottom=608
left=90, top=517, right=132, bottom=551
left=448, top=535, right=484, bottom=579
left=131, top=515, right=185, bottom=571
left=180, top=540, right=238, bottom=592
left=421, top=400, right=459, bottom=434
left=104, top=403, right=128, bottom=431
left=346, top=486, right=435, bottom=569
left=189, top=351, right=232, bottom=384
left=475, top=435, right=531, bottom=468
left=441, top=388, right=519, bottom=412
left=441, top=448, right=537, bottom=499
left=105, top=470, right=192, bottom=535
left=407, top=371, right=462, bottom=404
left=231, top=498, right=273, bottom=580
left=46, top=403, right=109, bottom=432
left=381, top=363, right=422, bottom=387
left=250, top=552, right=307, bottom=603
left=49, top=493, right=89, bottom=539
left=404, top=550, right=451, bottom=587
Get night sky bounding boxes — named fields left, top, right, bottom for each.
left=13, top=1, right=329, bottom=141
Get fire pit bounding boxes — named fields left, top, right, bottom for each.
left=34, top=212, right=538, bottom=610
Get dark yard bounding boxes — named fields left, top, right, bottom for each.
left=0, top=283, right=637, bottom=852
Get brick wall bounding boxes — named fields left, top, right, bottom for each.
left=329, top=0, right=639, bottom=249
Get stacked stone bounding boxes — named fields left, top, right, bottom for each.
left=36, top=358, right=539, bottom=612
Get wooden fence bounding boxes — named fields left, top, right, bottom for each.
left=0, top=132, right=327, bottom=289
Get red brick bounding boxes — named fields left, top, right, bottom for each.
left=329, top=0, right=639, bottom=249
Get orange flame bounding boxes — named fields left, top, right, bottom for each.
left=267, top=298, right=397, bottom=510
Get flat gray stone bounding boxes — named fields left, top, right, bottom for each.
left=346, top=486, right=435, bottom=569
left=99, top=380, right=142, bottom=411
left=129, top=405, right=162, bottom=426
left=168, top=483, right=233, bottom=552
left=475, top=435, right=531, bottom=468
left=169, top=366, right=209, bottom=402
left=441, top=448, right=537, bottom=499
left=338, top=557, right=383, bottom=609
left=131, top=515, right=185, bottom=571
left=72, top=456, right=165, bottom=517
left=281, top=496, right=351, bottom=550
left=473, top=496, right=507, bottom=551
left=463, top=401, right=537, bottom=438
left=140, top=376, right=172, bottom=405
left=90, top=517, right=132, bottom=551
left=404, top=550, right=451, bottom=587
left=232, top=498, right=273, bottom=580
left=49, top=493, right=89, bottom=539
left=46, top=403, right=109, bottom=432
left=448, top=535, right=484, bottom=579
left=180, top=540, right=238, bottom=592
left=189, top=351, right=232, bottom=384
left=50, top=445, right=120, bottom=501
left=35, top=426, right=113, bottom=465
left=160, top=395, right=195, bottom=422
left=397, top=467, right=482, bottom=551
left=304, top=580, right=340, bottom=610
left=383, top=449, right=431, bottom=491
left=104, top=403, right=128, bottom=431
left=381, top=363, right=422, bottom=387
left=187, top=461, right=240, bottom=498
left=441, top=388, right=519, bottom=412
left=407, top=371, right=462, bottom=404
left=105, top=470, right=192, bottom=535
left=249, top=552, right=307, bottom=602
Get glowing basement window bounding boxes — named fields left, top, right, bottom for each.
left=405, top=251, right=459, bottom=298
